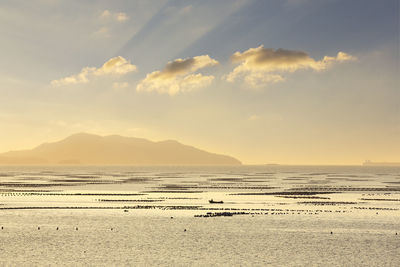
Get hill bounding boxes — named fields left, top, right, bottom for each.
left=0, top=133, right=241, bottom=165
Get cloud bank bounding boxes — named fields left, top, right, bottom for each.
left=226, top=45, right=356, bottom=87
left=136, top=55, right=218, bottom=95
left=51, top=47, right=355, bottom=91
left=51, top=56, right=136, bottom=86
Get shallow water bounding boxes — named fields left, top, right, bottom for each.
left=1, top=165, right=399, bottom=266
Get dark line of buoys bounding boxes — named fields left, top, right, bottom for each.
left=11, top=227, right=397, bottom=236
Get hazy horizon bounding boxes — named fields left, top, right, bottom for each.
left=0, top=0, right=399, bottom=165
left=0, top=132, right=399, bottom=166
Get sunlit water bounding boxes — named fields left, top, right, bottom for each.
left=1, top=166, right=399, bottom=266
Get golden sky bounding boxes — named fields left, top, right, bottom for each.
left=0, top=0, right=399, bottom=165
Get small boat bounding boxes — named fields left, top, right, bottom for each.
left=209, top=199, right=223, bottom=204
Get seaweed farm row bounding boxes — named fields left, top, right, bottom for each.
left=0, top=165, right=399, bottom=220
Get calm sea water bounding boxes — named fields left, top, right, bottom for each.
left=1, top=165, right=399, bottom=266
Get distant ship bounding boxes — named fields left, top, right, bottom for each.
left=363, top=160, right=400, bottom=166
left=209, top=199, right=224, bottom=204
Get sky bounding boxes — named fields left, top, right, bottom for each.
left=0, top=0, right=399, bottom=165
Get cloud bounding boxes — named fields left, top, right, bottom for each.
left=101, top=10, right=111, bottom=18
left=51, top=67, right=95, bottom=86
left=244, top=73, right=284, bottom=88
left=95, top=10, right=129, bottom=37
left=93, top=26, right=110, bottom=38
left=100, top=10, right=129, bottom=22
left=136, top=55, right=218, bottom=95
left=51, top=56, right=136, bottom=86
left=94, top=56, right=136, bottom=75
left=226, top=45, right=356, bottom=87
left=116, top=13, right=129, bottom=22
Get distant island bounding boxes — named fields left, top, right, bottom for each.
left=0, top=133, right=241, bottom=166
left=363, top=160, right=400, bottom=167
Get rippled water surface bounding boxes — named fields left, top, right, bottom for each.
left=1, top=165, right=399, bottom=266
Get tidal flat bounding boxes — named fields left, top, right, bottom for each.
left=1, top=165, right=399, bottom=266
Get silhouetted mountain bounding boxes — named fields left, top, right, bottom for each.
left=0, top=133, right=241, bottom=165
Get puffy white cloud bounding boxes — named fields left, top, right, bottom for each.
left=136, top=55, right=218, bottom=95
left=50, top=67, right=95, bottom=86
left=226, top=45, right=356, bottom=87
left=94, top=56, right=136, bottom=75
left=323, top=51, right=357, bottom=63
left=51, top=56, right=136, bottom=86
